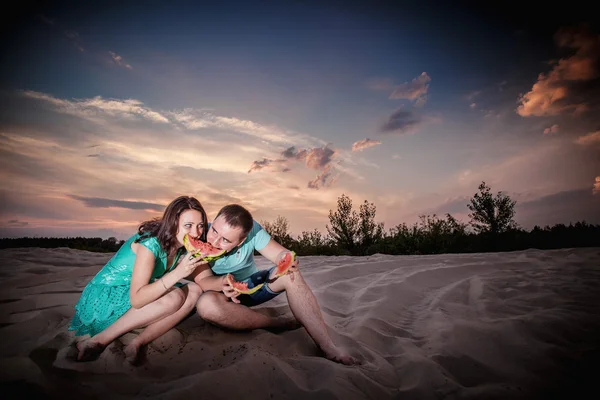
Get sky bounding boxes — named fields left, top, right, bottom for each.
left=0, top=0, right=599, bottom=240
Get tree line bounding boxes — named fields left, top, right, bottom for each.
left=261, top=181, right=600, bottom=256
left=1, top=182, right=598, bottom=255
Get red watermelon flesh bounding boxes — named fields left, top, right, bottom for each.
left=274, top=251, right=296, bottom=277
left=183, top=234, right=226, bottom=261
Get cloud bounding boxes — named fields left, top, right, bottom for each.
left=517, top=26, right=600, bottom=117
left=169, top=109, right=310, bottom=145
left=37, top=14, right=55, bottom=26
left=389, top=72, right=431, bottom=106
left=248, top=145, right=339, bottom=189
left=466, top=90, right=481, bottom=101
left=517, top=187, right=600, bottom=226
left=109, top=51, right=133, bottom=70
left=247, top=158, right=273, bottom=173
left=21, top=91, right=170, bottom=124
left=352, top=138, right=381, bottom=152
left=305, top=146, right=335, bottom=170
left=6, top=219, right=29, bottom=227
left=67, top=195, right=165, bottom=211
left=575, top=130, right=600, bottom=145
left=470, top=103, right=477, bottom=109
left=62, top=30, right=85, bottom=52
left=379, top=108, right=422, bottom=134
left=544, top=124, right=560, bottom=134
left=281, top=146, right=308, bottom=161
left=307, top=165, right=338, bottom=190
left=594, top=176, right=600, bottom=195
left=367, top=72, right=432, bottom=106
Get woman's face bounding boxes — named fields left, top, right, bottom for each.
left=175, top=209, right=205, bottom=246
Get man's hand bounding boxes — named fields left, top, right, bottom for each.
left=221, top=275, right=241, bottom=303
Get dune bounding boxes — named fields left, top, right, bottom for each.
left=1, top=246, right=599, bottom=399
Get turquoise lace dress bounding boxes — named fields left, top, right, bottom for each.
left=68, top=233, right=185, bottom=337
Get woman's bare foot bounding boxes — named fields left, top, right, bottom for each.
left=76, top=339, right=106, bottom=362
left=124, top=342, right=144, bottom=365
left=323, top=346, right=361, bottom=366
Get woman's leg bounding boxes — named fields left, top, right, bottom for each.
left=76, top=288, right=185, bottom=361
left=123, top=283, right=203, bottom=363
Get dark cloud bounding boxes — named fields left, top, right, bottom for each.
left=380, top=109, right=422, bottom=134
left=307, top=166, right=338, bottom=190
left=248, top=145, right=337, bottom=188
left=281, top=146, right=307, bottom=160
left=6, top=220, right=28, bottom=227
left=516, top=188, right=600, bottom=228
left=248, top=158, right=272, bottom=173
left=0, top=190, right=73, bottom=220
left=68, top=195, right=165, bottom=211
left=426, top=196, right=471, bottom=216
left=305, top=146, right=335, bottom=170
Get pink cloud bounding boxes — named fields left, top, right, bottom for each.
left=543, top=124, right=559, bottom=135
left=389, top=72, right=431, bottom=106
left=352, top=138, right=381, bottom=152
left=575, top=131, right=600, bottom=145
left=517, top=26, right=600, bottom=117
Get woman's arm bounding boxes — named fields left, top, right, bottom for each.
left=129, top=245, right=204, bottom=309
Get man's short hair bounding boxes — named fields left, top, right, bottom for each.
left=215, top=204, right=254, bottom=237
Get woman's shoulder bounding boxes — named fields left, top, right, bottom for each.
left=135, top=233, right=166, bottom=257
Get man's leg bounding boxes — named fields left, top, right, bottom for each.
left=123, top=283, right=204, bottom=364
left=196, top=291, right=296, bottom=330
left=267, top=270, right=360, bottom=365
left=76, top=288, right=185, bottom=361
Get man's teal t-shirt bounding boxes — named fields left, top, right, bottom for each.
left=208, top=220, right=271, bottom=281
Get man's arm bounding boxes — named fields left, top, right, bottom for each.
left=258, top=238, right=294, bottom=265
left=187, top=263, right=225, bottom=292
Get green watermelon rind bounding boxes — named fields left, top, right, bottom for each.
left=226, top=273, right=264, bottom=294
left=183, top=234, right=227, bottom=262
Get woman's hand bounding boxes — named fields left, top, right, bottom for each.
left=175, top=253, right=208, bottom=279
left=221, top=275, right=241, bottom=304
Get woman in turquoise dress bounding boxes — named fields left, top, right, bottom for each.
left=69, top=196, right=209, bottom=362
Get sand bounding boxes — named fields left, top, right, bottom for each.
left=1, top=246, right=599, bottom=399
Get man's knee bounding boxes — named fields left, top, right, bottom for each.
left=269, top=270, right=305, bottom=293
left=196, top=291, right=225, bottom=320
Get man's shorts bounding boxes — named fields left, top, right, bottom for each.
left=236, top=266, right=282, bottom=307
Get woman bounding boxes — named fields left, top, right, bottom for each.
left=69, top=195, right=208, bottom=362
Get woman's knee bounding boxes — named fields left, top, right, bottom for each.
left=161, top=287, right=186, bottom=310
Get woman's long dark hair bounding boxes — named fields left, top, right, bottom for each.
left=136, top=196, right=208, bottom=253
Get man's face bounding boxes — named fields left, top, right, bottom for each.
left=207, top=215, right=246, bottom=253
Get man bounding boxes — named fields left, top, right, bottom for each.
left=191, top=204, right=360, bottom=366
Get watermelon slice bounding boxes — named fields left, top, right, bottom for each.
left=183, top=234, right=226, bottom=262
left=274, top=251, right=296, bottom=277
left=226, top=273, right=264, bottom=294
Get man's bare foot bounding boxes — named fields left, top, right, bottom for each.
left=76, top=339, right=106, bottom=362
left=124, top=342, right=144, bottom=365
left=323, top=346, right=361, bottom=366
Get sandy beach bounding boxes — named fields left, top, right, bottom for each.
left=1, top=246, right=599, bottom=399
